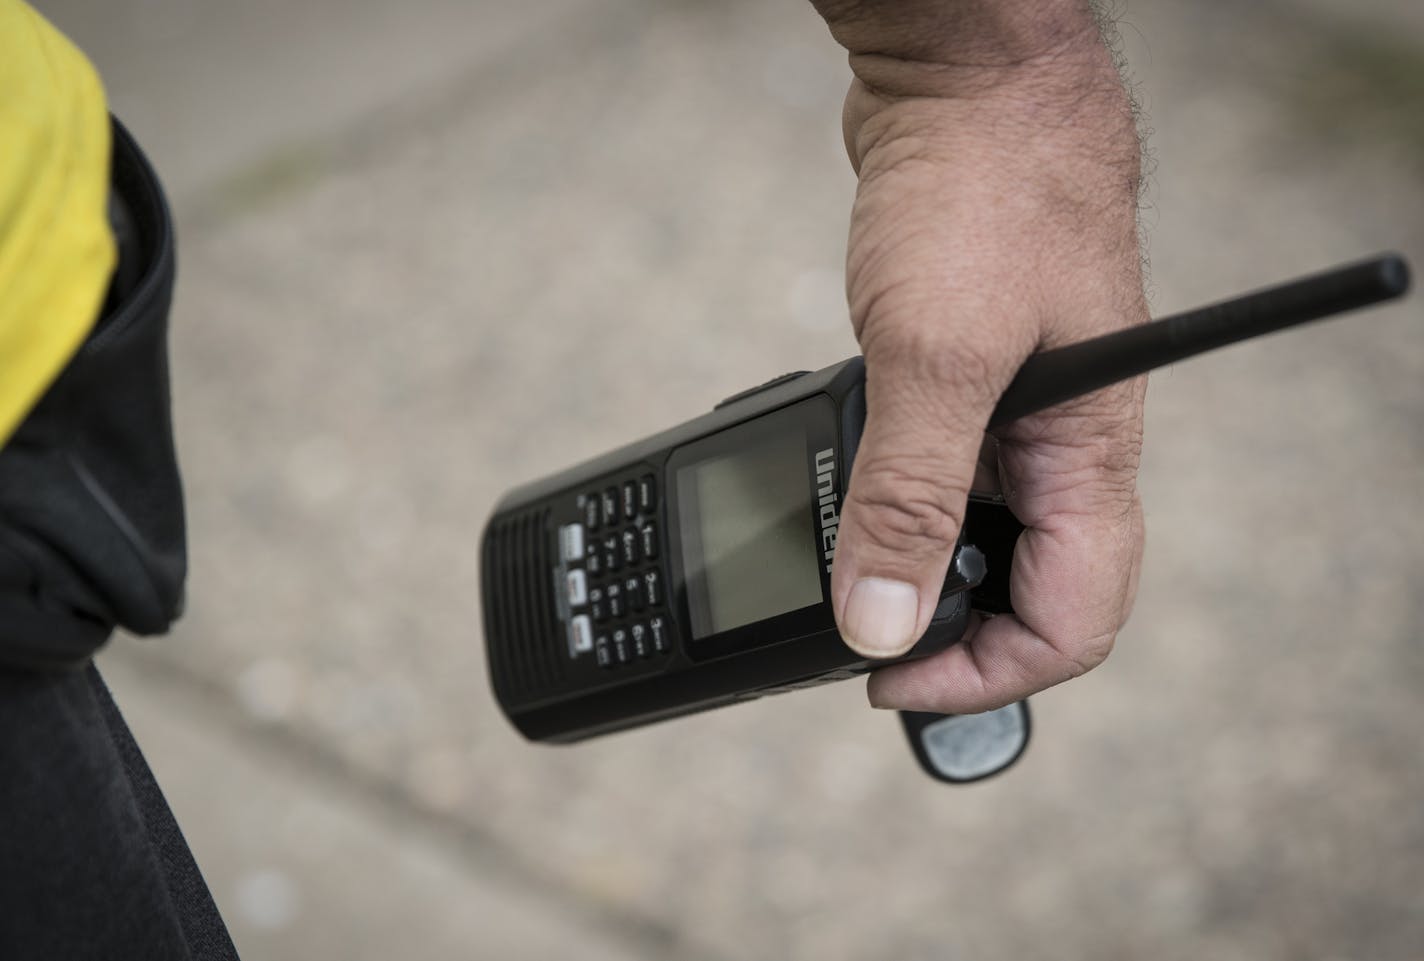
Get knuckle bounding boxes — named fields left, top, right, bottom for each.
left=1080, top=457, right=1141, bottom=517
left=1060, top=629, right=1116, bottom=678
left=847, top=458, right=966, bottom=556
left=860, top=319, right=1008, bottom=411
left=1001, top=397, right=1145, bottom=515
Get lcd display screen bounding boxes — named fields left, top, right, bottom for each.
left=676, top=429, right=824, bottom=640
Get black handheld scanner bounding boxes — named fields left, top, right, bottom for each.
left=483, top=357, right=1022, bottom=743
left=481, top=255, right=1410, bottom=747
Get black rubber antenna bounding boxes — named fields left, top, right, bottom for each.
left=988, top=253, right=1412, bottom=428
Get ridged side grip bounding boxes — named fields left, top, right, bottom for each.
left=482, top=508, right=564, bottom=702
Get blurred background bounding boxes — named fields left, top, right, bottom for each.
left=34, top=0, right=1424, bottom=958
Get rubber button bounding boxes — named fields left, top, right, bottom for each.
left=565, top=569, right=588, bottom=607
left=569, top=615, right=593, bottom=656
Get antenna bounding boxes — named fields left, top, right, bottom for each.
left=988, top=253, right=1413, bottom=428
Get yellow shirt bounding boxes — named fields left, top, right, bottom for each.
left=0, top=0, right=114, bottom=445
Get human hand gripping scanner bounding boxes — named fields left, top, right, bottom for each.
left=480, top=255, right=1410, bottom=783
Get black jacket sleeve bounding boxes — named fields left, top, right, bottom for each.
left=0, top=117, right=186, bottom=670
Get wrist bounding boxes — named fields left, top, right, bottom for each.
left=812, top=0, right=1107, bottom=74
left=816, top=1, right=1136, bottom=167
left=844, top=61, right=1141, bottom=206
left=842, top=46, right=1141, bottom=219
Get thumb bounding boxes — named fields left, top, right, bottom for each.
left=832, top=329, right=1023, bottom=659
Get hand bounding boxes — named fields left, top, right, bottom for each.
left=812, top=2, right=1148, bottom=713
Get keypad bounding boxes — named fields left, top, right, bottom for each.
left=601, top=534, right=622, bottom=573
left=649, top=615, right=669, bottom=653
left=568, top=469, right=674, bottom=672
left=624, top=575, right=644, bottom=613
left=620, top=529, right=641, bottom=567
left=621, top=481, right=638, bottom=521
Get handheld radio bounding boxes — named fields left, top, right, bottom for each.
left=480, top=255, right=1410, bottom=778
